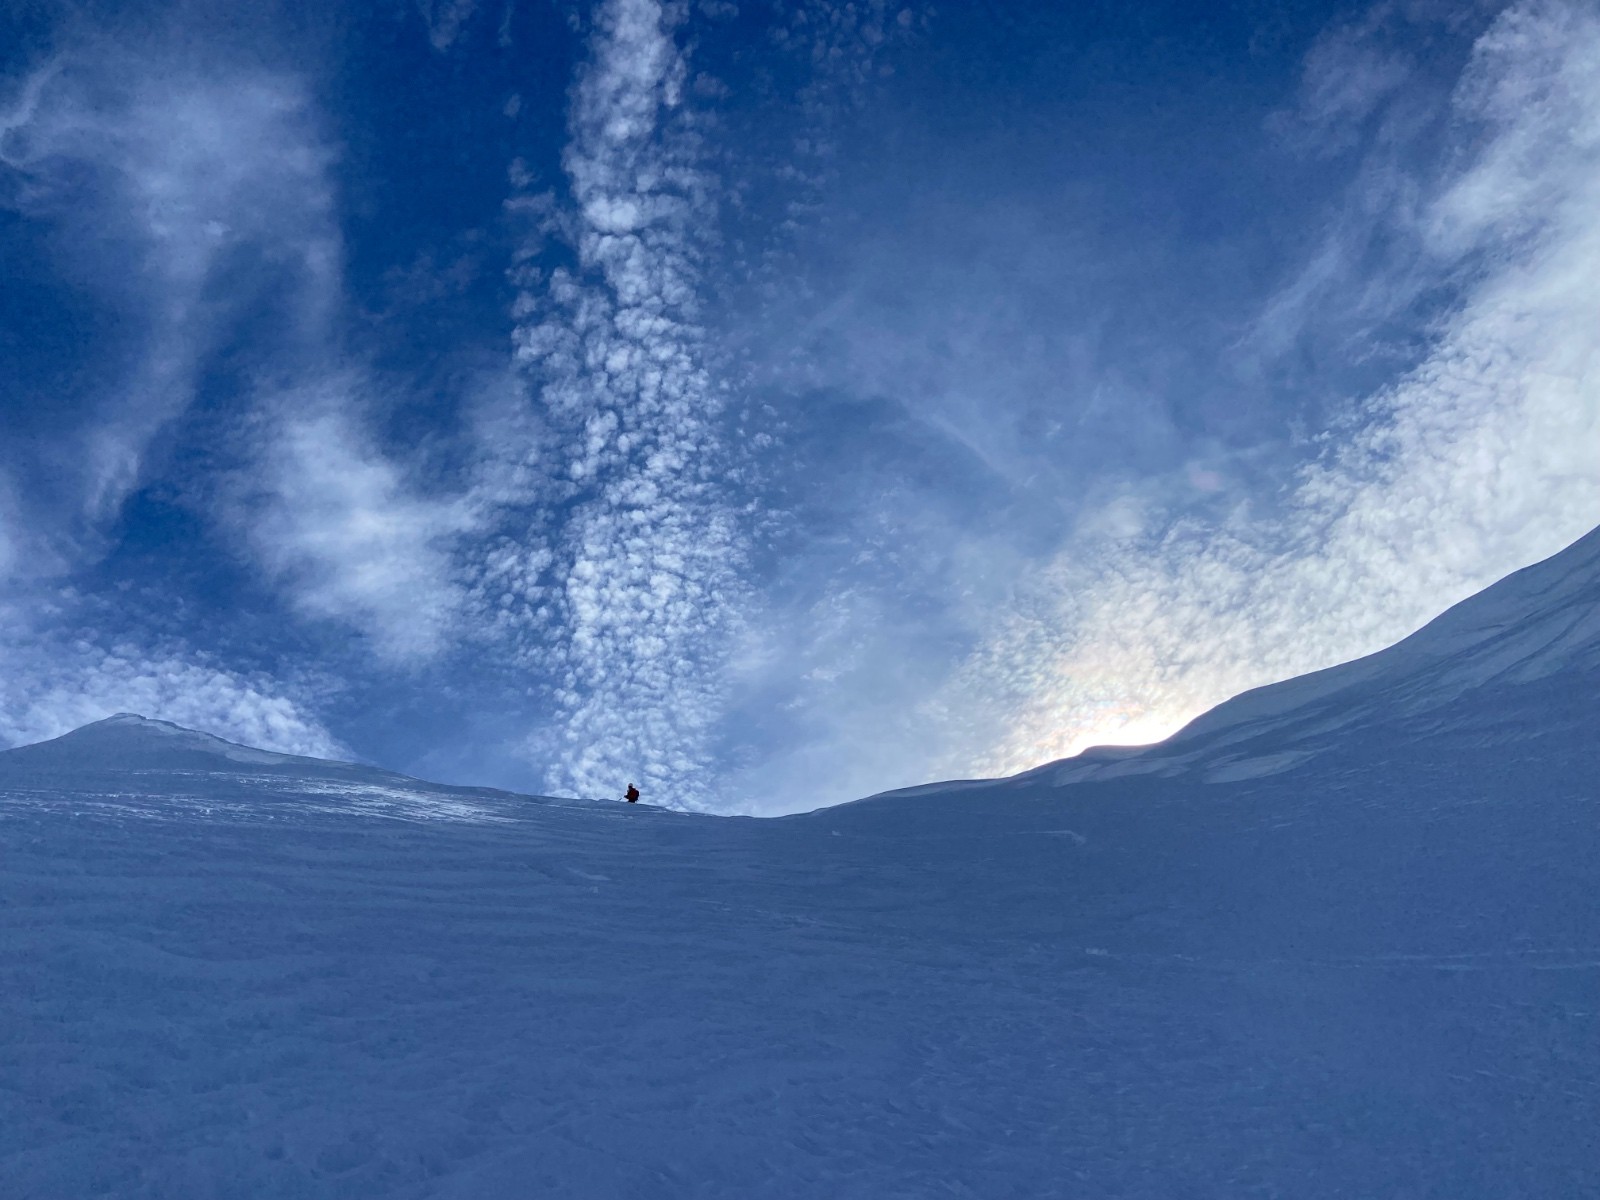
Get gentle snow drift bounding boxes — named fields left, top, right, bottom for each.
left=3, top=529, right=1599, bottom=1197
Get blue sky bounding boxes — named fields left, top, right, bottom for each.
left=2, top=0, right=1597, bottom=813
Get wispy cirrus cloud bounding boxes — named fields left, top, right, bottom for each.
left=417, top=0, right=481, bottom=52
left=0, top=55, right=339, bottom=575
left=944, top=0, right=1600, bottom=780
left=4, top=4, right=897, bottom=793
left=694, top=0, right=1600, bottom=814
left=0, top=43, right=471, bottom=737
left=497, top=0, right=749, bottom=807
left=235, top=381, right=476, bottom=666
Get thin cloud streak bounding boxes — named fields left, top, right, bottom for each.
left=0, top=58, right=339, bottom=574
left=0, top=46, right=468, bottom=736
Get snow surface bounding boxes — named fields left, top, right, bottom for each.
left=3, top=530, right=1599, bottom=1197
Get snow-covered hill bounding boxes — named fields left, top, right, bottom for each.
left=0, top=712, right=365, bottom=775
left=2, top=529, right=1597, bottom=1198
left=1027, top=521, right=1600, bottom=788
left=0, top=712, right=539, bottom=823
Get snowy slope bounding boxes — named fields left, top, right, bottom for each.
left=1018, top=523, right=1600, bottom=787
left=0, top=712, right=536, bottom=823
left=0, top=713, right=340, bottom=772
left=2, top=528, right=1598, bottom=1198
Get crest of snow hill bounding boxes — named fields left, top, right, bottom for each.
left=1025, top=523, right=1600, bottom=790
left=2, top=525, right=1598, bottom=797
left=0, top=712, right=442, bottom=794
left=0, top=712, right=366, bottom=776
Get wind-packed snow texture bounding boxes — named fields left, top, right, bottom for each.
left=3, top=529, right=1599, bottom=1198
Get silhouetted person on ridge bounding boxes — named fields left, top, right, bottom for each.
left=624, top=783, right=640, bottom=804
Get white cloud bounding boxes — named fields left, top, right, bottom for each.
left=499, top=0, right=749, bottom=807
left=2, top=44, right=476, bottom=737
left=0, top=53, right=338, bottom=575
left=944, top=0, right=1600, bottom=780
left=236, top=382, right=475, bottom=666
left=418, top=0, right=480, bottom=52
left=1276, top=12, right=1419, bottom=151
